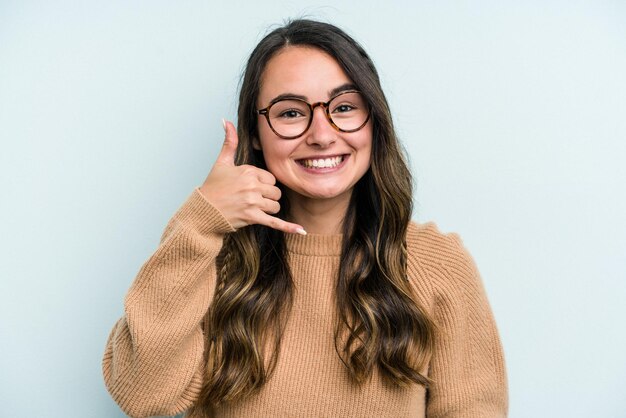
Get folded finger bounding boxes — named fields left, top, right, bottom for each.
left=261, top=198, right=280, bottom=214
left=255, top=168, right=276, bottom=185
left=260, top=184, right=282, bottom=202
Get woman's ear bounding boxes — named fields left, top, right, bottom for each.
left=252, top=136, right=262, bottom=151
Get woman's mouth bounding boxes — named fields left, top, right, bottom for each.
left=295, top=154, right=348, bottom=170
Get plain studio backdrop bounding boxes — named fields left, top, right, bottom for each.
left=1, top=1, right=624, bottom=417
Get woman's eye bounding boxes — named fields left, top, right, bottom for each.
left=278, top=109, right=304, bottom=118
left=333, top=104, right=355, bottom=113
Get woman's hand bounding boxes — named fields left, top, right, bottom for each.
left=198, top=120, right=306, bottom=235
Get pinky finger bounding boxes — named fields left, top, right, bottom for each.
left=256, top=212, right=307, bottom=235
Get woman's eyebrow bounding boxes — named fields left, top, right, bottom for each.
left=267, top=83, right=358, bottom=104
left=328, top=83, right=357, bottom=98
left=268, top=92, right=308, bottom=104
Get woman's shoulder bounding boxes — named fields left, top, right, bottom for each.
left=406, top=219, right=466, bottom=262
left=405, top=220, right=482, bottom=302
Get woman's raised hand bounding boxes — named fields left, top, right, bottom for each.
left=198, top=120, right=306, bottom=235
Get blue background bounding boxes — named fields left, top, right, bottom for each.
left=1, top=1, right=625, bottom=416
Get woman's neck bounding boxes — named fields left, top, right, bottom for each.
left=285, top=190, right=351, bottom=235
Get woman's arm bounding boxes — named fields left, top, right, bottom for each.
left=425, top=232, right=508, bottom=418
left=102, top=187, right=236, bottom=417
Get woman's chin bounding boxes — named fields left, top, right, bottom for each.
left=289, top=186, right=353, bottom=202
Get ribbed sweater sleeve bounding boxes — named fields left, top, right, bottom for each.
left=417, top=226, right=508, bottom=417
left=102, top=187, right=236, bottom=418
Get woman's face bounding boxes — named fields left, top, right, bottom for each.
left=254, top=46, right=373, bottom=202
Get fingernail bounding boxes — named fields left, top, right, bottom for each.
left=221, top=118, right=226, bottom=132
left=295, top=228, right=307, bottom=235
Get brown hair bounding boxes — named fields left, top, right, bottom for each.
left=191, top=18, right=436, bottom=413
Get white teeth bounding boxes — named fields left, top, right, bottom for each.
left=299, top=155, right=344, bottom=169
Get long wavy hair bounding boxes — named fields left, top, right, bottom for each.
left=191, top=18, right=436, bottom=413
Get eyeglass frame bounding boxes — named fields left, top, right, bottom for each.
left=256, top=89, right=371, bottom=140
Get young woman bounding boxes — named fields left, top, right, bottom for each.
left=103, top=19, right=508, bottom=418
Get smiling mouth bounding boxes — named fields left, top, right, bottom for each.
left=296, top=154, right=348, bottom=169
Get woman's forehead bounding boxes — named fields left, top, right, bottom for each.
left=258, top=46, right=353, bottom=103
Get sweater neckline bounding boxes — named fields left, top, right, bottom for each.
left=285, top=232, right=343, bottom=256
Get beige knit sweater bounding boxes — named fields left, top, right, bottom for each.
left=102, top=187, right=508, bottom=417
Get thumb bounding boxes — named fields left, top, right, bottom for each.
left=216, top=119, right=238, bottom=166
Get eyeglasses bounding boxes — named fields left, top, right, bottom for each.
left=257, top=90, right=370, bottom=140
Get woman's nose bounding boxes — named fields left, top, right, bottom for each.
left=305, top=106, right=336, bottom=147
